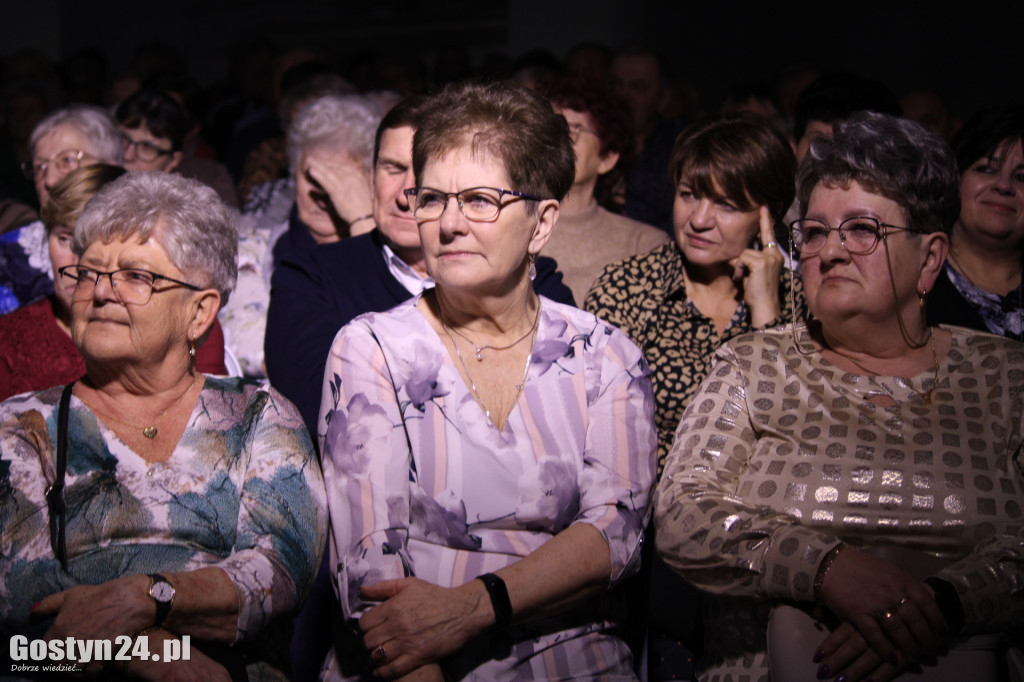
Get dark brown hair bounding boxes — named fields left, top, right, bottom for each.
left=669, top=115, right=796, bottom=224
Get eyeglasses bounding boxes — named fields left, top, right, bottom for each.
left=21, top=149, right=93, bottom=180
left=121, top=134, right=174, bottom=162
left=403, top=186, right=545, bottom=223
left=59, top=265, right=201, bottom=305
left=567, top=123, right=599, bottom=143
left=790, top=216, right=921, bottom=256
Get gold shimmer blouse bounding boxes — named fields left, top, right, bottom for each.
left=655, top=324, right=1024, bottom=681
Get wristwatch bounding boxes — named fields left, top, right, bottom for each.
left=147, top=573, right=175, bottom=627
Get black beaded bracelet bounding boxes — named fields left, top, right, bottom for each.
left=924, top=577, right=966, bottom=635
left=477, top=573, right=513, bottom=631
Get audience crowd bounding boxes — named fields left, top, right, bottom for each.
left=1, top=34, right=1022, bottom=682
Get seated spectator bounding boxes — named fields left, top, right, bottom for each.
left=1, top=104, right=121, bottom=313
left=220, top=94, right=380, bottom=377
left=237, top=66, right=355, bottom=205
left=319, top=78, right=655, bottom=682
left=117, top=86, right=240, bottom=207
left=792, top=72, right=901, bottom=163
left=927, top=104, right=1024, bottom=340
left=657, top=112, right=1020, bottom=682
left=0, top=171, right=326, bottom=681
left=537, top=74, right=669, bottom=303
left=0, top=164, right=125, bottom=400
left=611, top=47, right=688, bottom=233
left=264, top=94, right=576, bottom=439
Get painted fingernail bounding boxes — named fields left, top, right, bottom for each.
left=813, top=649, right=825, bottom=663
left=816, top=664, right=830, bottom=679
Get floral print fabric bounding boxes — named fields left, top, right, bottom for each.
left=319, top=296, right=657, bottom=680
left=0, top=377, right=327, bottom=678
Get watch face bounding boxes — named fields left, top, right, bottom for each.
left=151, top=581, right=174, bottom=602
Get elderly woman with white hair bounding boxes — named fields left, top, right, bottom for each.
left=0, top=171, right=327, bottom=681
left=221, top=93, right=383, bottom=377
left=1, top=104, right=122, bottom=314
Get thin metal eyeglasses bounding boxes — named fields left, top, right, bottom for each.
left=790, top=216, right=922, bottom=256
left=121, top=134, right=175, bottom=161
left=403, top=186, right=546, bottom=223
left=567, top=122, right=599, bottom=142
left=21, top=149, right=93, bottom=180
left=58, top=265, right=202, bottom=305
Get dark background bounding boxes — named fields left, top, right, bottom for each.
left=4, top=0, right=1022, bottom=118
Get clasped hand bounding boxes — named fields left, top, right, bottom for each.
left=815, top=548, right=950, bottom=682
left=358, top=577, right=490, bottom=680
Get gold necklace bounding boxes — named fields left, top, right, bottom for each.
left=86, top=373, right=199, bottom=439
left=828, top=330, right=940, bottom=405
left=440, top=305, right=540, bottom=425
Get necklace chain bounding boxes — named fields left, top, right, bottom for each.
left=444, top=315, right=538, bottom=361
left=86, top=373, right=199, bottom=439
left=439, top=303, right=540, bottom=426
left=828, top=330, right=940, bottom=405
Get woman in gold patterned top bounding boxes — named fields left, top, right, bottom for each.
left=656, top=112, right=1024, bottom=682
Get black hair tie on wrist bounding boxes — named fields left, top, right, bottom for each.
left=477, top=573, right=512, bottom=631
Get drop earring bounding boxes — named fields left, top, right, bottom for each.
left=528, top=254, right=537, bottom=281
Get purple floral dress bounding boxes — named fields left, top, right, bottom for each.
left=319, top=296, right=657, bottom=681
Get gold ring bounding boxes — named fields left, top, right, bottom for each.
left=372, top=644, right=387, bottom=664
left=765, top=241, right=778, bottom=249
left=897, top=596, right=908, bottom=608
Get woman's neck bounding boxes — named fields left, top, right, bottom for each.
left=433, top=281, right=538, bottom=341
left=949, top=227, right=1023, bottom=295
left=558, top=183, right=599, bottom=217
left=50, top=296, right=73, bottom=339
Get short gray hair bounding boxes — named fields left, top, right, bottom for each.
left=796, top=112, right=960, bottom=234
left=30, top=104, right=123, bottom=164
left=73, top=172, right=238, bottom=306
left=286, top=94, right=382, bottom=176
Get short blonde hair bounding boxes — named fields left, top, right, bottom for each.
left=40, top=164, right=127, bottom=232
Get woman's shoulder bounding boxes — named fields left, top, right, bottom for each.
left=539, top=297, right=647, bottom=363
left=944, top=324, right=1024, bottom=361
left=591, top=241, right=678, bottom=290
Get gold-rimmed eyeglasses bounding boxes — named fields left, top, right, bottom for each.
left=790, top=216, right=922, bottom=257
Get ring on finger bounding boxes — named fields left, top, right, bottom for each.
left=896, top=596, right=908, bottom=609
left=372, top=644, right=387, bottom=664
left=765, top=241, right=778, bottom=249
left=876, top=608, right=897, bottom=622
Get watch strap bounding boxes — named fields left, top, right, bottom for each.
left=476, top=573, right=512, bottom=631
left=148, top=573, right=174, bottom=627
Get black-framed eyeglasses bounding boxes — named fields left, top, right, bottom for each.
left=59, top=265, right=202, bottom=305
left=121, top=134, right=175, bottom=162
left=790, top=216, right=922, bottom=257
left=21, top=149, right=92, bottom=180
left=403, top=186, right=546, bottom=223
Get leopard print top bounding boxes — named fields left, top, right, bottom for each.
left=584, top=242, right=808, bottom=476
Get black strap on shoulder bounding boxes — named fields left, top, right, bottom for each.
left=46, top=381, right=74, bottom=571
